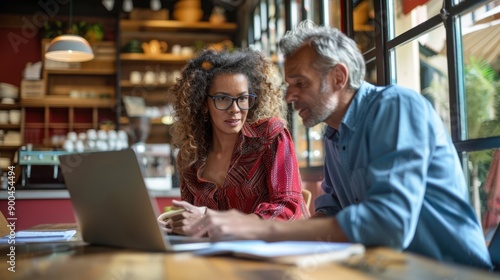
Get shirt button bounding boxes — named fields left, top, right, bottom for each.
left=355, top=198, right=359, bottom=202
left=342, top=146, right=346, bottom=150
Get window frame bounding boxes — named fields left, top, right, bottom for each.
left=250, top=0, right=500, bottom=176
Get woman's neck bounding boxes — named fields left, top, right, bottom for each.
left=210, top=132, right=239, bottom=154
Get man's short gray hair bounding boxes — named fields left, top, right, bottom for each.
left=279, top=20, right=366, bottom=90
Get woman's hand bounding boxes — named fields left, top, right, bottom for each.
left=157, top=208, right=185, bottom=234
left=157, top=200, right=208, bottom=236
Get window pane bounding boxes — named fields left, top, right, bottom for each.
left=392, top=0, right=441, bottom=37
left=353, top=0, right=375, bottom=53
left=366, top=59, right=377, bottom=84
left=308, top=124, right=325, bottom=167
left=292, top=112, right=325, bottom=168
left=327, top=0, right=342, bottom=28
left=463, top=149, right=500, bottom=241
left=460, top=3, right=500, bottom=140
left=353, top=0, right=374, bottom=30
left=308, top=0, right=321, bottom=22
left=392, top=25, right=451, bottom=133
left=277, top=0, right=286, bottom=37
left=290, top=0, right=301, bottom=26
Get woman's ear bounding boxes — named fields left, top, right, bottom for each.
left=202, top=102, right=208, bottom=114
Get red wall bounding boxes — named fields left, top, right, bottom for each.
left=0, top=199, right=75, bottom=230
left=0, top=27, right=41, bottom=87
left=0, top=197, right=178, bottom=230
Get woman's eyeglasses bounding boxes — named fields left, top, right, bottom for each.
left=207, top=94, right=257, bottom=111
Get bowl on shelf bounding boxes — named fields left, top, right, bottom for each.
left=0, top=83, right=19, bottom=99
left=173, top=8, right=203, bottom=23
left=174, top=0, right=201, bottom=10
left=0, top=158, right=10, bottom=169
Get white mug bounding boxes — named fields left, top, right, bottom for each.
left=143, top=71, right=157, bottom=85
left=75, top=140, right=85, bottom=152
left=9, top=110, right=20, bottom=124
left=181, top=46, right=194, bottom=56
left=87, top=129, right=97, bottom=140
left=67, top=131, right=78, bottom=142
left=0, top=111, right=8, bottom=124
left=158, top=71, right=168, bottom=84
left=130, top=71, right=142, bottom=84
left=63, top=140, right=74, bottom=152
left=97, top=130, right=108, bottom=140
left=171, top=44, right=181, bottom=55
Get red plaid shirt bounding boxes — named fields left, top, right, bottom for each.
left=181, top=117, right=309, bottom=220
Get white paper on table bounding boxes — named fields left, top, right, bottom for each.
left=0, top=230, right=77, bottom=244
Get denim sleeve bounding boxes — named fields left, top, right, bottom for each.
left=335, top=92, right=432, bottom=249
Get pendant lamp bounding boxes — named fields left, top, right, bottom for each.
left=44, top=0, right=94, bottom=62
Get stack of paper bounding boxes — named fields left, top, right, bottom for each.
left=195, top=240, right=365, bottom=267
left=0, top=230, right=77, bottom=244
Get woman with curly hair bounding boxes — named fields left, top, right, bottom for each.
left=160, top=48, right=309, bottom=235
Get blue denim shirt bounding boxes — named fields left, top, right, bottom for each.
left=315, top=82, right=492, bottom=269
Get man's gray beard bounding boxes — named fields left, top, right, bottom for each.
left=302, top=80, right=335, bottom=127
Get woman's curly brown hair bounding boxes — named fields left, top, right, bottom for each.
left=167, top=48, right=287, bottom=176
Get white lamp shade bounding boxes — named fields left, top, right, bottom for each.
left=45, top=35, right=95, bottom=62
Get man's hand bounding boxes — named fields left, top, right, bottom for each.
left=185, top=209, right=267, bottom=240
left=311, top=211, right=327, bottom=218
left=185, top=209, right=349, bottom=243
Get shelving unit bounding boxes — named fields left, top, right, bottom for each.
left=0, top=103, right=23, bottom=168
left=18, top=17, right=239, bottom=149
left=120, top=53, right=192, bottom=62
left=119, top=18, right=237, bottom=144
left=22, top=98, right=116, bottom=147
left=22, top=40, right=117, bottom=148
left=120, top=19, right=237, bottom=32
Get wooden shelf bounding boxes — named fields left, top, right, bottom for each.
left=0, top=124, right=21, bottom=129
left=120, top=53, right=192, bottom=62
left=120, top=116, right=167, bottom=125
left=120, top=80, right=173, bottom=88
left=121, top=94, right=170, bottom=105
left=0, top=103, right=20, bottom=110
left=45, top=68, right=116, bottom=75
left=21, top=97, right=115, bottom=108
left=120, top=20, right=237, bottom=32
left=24, top=123, right=45, bottom=128
left=0, top=145, right=21, bottom=150
left=48, top=123, right=69, bottom=129
left=73, top=123, right=94, bottom=129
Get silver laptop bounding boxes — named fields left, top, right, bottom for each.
left=59, top=148, right=212, bottom=252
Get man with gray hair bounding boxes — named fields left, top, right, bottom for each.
left=186, top=20, right=492, bottom=269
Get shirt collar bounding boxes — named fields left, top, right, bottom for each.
left=342, top=81, right=374, bottom=131
left=324, top=81, right=374, bottom=139
left=241, top=118, right=268, bottom=139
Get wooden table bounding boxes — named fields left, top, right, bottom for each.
left=0, top=224, right=498, bottom=280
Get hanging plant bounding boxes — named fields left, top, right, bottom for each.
left=42, top=20, right=104, bottom=42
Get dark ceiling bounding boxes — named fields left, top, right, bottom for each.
left=0, top=0, right=235, bottom=20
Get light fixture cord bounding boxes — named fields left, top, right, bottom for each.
left=69, top=0, right=73, bottom=33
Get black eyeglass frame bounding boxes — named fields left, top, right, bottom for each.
left=207, top=94, right=258, bottom=111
